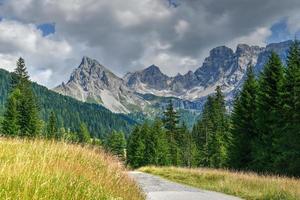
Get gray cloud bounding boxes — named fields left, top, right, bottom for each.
left=0, top=0, right=300, bottom=87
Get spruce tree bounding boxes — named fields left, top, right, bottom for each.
left=210, top=86, right=231, bottom=168
left=78, top=122, right=91, bottom=143
left=47, top=111, right=58, bottom=139
left=254, top=52, right=284, bottom=172
left=230, top=66, right=258, bottom=170
left=2, top=57, right=40, bottom=137
left=162, top=100, right=180, bottom=166
left=1, top=89, right=21, bottom=136
left=192, top=87, right=230, bottom=168
left=275, top=41, right=300, bottom=176
left=105, top=131, right=126, bottom=160
left=153, top=120, right=171, bottom=166
left=192, top=96, right=214, bottom=167
left=127, top=126, right=146, bottom=168
left=179, top=122, right=198, bottom=167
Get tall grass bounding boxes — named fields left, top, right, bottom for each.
left=0, top=138, right=145, bottom=200
left=140, top=166, right=300, bottom=200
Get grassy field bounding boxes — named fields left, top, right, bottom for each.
left=0, top=138, right=145, bottom=200
left=140, top=166, right=300, bottom=200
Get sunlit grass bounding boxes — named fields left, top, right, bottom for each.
left=0, top=138, right=145, bottom=200
left=140, top=166, right=300, bottom=200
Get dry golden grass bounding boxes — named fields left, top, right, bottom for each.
left=0, top=138, right=145, bottom=200
left=140, top=166, right=300, bottom=200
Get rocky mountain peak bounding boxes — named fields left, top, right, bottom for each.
left=143, top=64, right=163, bottom=75
left=210, top=46, right=234, bottom=58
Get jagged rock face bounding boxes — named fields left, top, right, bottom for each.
left=125, top=41, right=291, bottom=103
left=54, top=40, right=292, bottom=114
left=126, top=65, right=169, bottom=90
left=54, top=57, right=147, bottom=113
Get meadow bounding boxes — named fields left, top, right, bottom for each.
left=140, top=166, right=300, bottom=200
left=0, top=138, right=145, bottom=200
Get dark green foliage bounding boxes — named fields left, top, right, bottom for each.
left=275, top=41, right=300, bottom=176
left=179, top=122, right=198, bottom=167
left=253, top=52, right=284, bottom=172
left=105, top=130, right=126, bottom=159
left=2, top=58, right=40, bottom=137
left=144, top=120, right=171, bottom=166
left=1, top=89, right=21, bottom=136
left=127, top=119, right=172, bottom=168
left=162, top=101, right=181, bottom=166
left=78, top=123, right=91, bottom=143
left=230, top=66, right=258, bottom=170
left=47, top=111, right=58, bottom=139
left=192, top=87, right=231, bottom=168
left=127, top=105, right=197, bottom=168
left=127, top=126, right=146, bottom=168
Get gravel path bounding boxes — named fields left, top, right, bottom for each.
left=129, top=171, right=242, bottom=200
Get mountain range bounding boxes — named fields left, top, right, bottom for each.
left=54, top=40, right=292, bottom=114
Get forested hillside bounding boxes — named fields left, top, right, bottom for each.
left=0, top=68, right=135, bottom=138
left=126, top=41, right=300, bottom=177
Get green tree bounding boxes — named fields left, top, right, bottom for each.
left=192, top=87, right=230, bottom=168
left=275, top=41, right=300, bottom=176
left=47, top=111, right=58, bottom=139
left=105, top=130, right=126, bottom=160
left=153, top=120, right=171, bottom=166
left=78, top=123, right=91, bottom=143
left=127, top=126, right=146, bottom=168
left=230, top=66, right=258, bottom=170
left=179, top=122, right=198, bottom=167
left=253, top=52, right=284, bottom=172
left=210, top=86, right=231, bottom=168
left=14, top=57, right=40, bottom=137
left=145, top=119, right=170, bottom=166
left=1, top=89, right=21, bottom=136
left=192, top=96, right=215, bottom=167
left=2, top=58, right=40, bottom=137
left=162, top=100, right=181, bottom=166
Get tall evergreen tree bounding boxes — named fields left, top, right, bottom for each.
left=275, top=41, right=300, bottom=176
left=153, top=120, right=171, bottom=166
left=254, top=52, right=284, bottom=172
left=145, top=119, right=170, bottom=166
left=78, top=122, right=91, bottom=143
left=210, top=86, right=231, bottom=168
left=127, top=126, right=146, bottom=168
left=12, top=57, right=29, bottom=87
left=162, top=100, right=180, bottom=166
left=105, top=130, right=126, bottom=160
left=47, top=111, right=58, bottom=139
left=192, top=87, right=230, bottom=168
left=1, top=89, right=21, bottom=136
left=192, top=96, right=214, bottom=167
left=179, top=122, right=198, bottom=167
left=2, top=58, right=40, bottom=137
left=230, top=66, right=258, bottom=169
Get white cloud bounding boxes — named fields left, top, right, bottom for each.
left=0, top=19, right=72, bottom=85
left=227, top=27, right=272, bottom=49
left=0, top=54, right=17, bottom=71
left=175, top=20, right=190, bottom=38
left=0, top=0, right=300, bottom=88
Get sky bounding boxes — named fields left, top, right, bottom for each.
left=0, top=0, right=300, bottom=88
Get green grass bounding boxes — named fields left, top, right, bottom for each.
left=0, top=138, right=145, bottom=200
left=140, top=166, right=300, bottom=200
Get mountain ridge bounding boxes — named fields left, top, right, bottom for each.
left=53, top=40, right=293, bottom=114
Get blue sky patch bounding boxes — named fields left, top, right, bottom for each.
left=37, top=23, right=55, bottom=36
left=267, top=19, right=300, bottom=44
